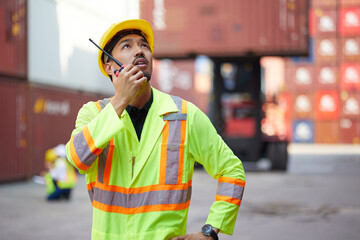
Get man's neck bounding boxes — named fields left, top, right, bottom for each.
left=128, top=82, right=151, bottom=109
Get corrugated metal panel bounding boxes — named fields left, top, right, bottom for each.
left=0, top=78, right=28, bottom=182
left=340, top=62, right=360, bottom=90
left=314, top=37, right=338, bottom=64
left=140, top=0, right=309, bottom=58
left=292, top=119, right=314, bottom=143
left=0, top=0, right=27, bottom=78
left=339, top=118, right=360, bottom=143
left=341, top=91, right=360, bottom=118
left=340, top=0, right=360, bottom=7
left=292, top=92, right=314, bottom=118
left=338, top=7, right=360, bottom=36
left=315, top=120, right=339, bottom=143
left=285, top=65, right=315, bottom=91
left=314, top=89, right=340, bottom=120
left=309, top=8, right=337, bottom=37
left=28, top=85, right=103, bottom=176
left=339, top=36, right=360, bottom=62
left=311, top=0, right=337, bottom=8
left=314, top=65, right=338, bottom=88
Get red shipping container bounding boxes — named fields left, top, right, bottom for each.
left=339, top=118, right=360, bottom=144
left=140, top=0, right=309, bottom=58
left=292, top=92, right=314, bottom=119
left=312, top=0, right=337, bottom=8
left=309, top=8, right=337, bottom=37
left=315, top=37, right=338, bottom=64
left=315, top=120, right=339, bottom=143
left=338, top=7, right=360, bottom=36
left=340, top=63, right=360, bottom=90
left=340, top=0, right=360, bottom=7
left=339, top=37, right=360, bottom=62
left=315, top=90, right=340, bottom=120
left=341, top=91, right=360, bottom=118
left=315, top=65, right=338, bottom=89
left=0, top=0, right=27, bottom=78
left=285, top=65, right=315, bottom=91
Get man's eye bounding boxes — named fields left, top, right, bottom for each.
left=123, top=44, right=130, bottom=49
left=142, top=44, right=150, bottom=49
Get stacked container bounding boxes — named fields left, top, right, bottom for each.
left=285, top=0, right=360, bottom=144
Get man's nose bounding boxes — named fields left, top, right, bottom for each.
left=134, top=45, right=145, bottom=57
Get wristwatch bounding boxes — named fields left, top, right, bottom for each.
left=201, top=224, right=219, bottom=240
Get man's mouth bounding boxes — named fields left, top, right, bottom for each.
left=133, top=57, right=148, bottom=67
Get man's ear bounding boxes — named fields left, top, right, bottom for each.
left=104, top=63, right=113, bottom=75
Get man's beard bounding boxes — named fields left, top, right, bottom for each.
left=143, top=71, right=151, bottom=82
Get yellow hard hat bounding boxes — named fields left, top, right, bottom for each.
left=45, top=149, right=58, bottom=162
left=98, top=19, right=154, bottom=77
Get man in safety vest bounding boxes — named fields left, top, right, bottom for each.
left=44, top=144, right=77, bottom=201
left=66, top=19, right=246, bottom=240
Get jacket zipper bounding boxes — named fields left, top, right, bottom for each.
left=132, top=156, right=135, bottom=178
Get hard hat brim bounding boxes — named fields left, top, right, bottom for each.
left=98, top=19, right=154, bottom=78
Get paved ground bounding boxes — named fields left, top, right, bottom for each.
left=1, top=144, right=360, bottom=240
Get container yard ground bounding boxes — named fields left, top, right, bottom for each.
left=0, top=144, right=359, bottom=240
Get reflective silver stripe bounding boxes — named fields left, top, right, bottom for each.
left=91, top=186, right=192, bottom=208
left=97, top=143, right=110, bottom=184
left=163, top=96, right=186, bottom=185
left=217, top=182, right=244, bottom=200
left=73, top=131, right=98, bottom=167
left=98, top=98, right=110, bottom=111
left=88, top=189, right=94, bottom=202
left=163, top=113, right=187, bottom=121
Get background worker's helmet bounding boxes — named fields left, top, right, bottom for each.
left=45, top=149, right=58, bottom=163
left=98, top=19, right=154, bottom=77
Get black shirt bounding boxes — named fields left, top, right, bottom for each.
left=126, top=90, right=153, bottom=141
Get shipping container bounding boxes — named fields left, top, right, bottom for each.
left=340, top=91, right=360, bottom=118
left=28, top=85, right=102, bottom=176
left=292, top=119, right=314, bottom=143
left=151, top=58, right=210, bottom=114
left=315, top=65, right=338, bottom=88
left=338, top=7, right=360, bottom=36
left=339, top=36, right=360, bottom=62
left=0, top=78, right=28, bottom=182
left=312, top=0, right=337, bottom=8
left=315, top=37, right=338, bottom=64
left=309, top=8, right=337, bottom=37
left=285, top=65, right=315, bottom=91
left=0, top=0, right=27, bottom=78
left=340, top=62, right=360, bottom=90
left=314, top=89, right=340, bottom=120
left=140, top=0, right=309, bottom=58
left=339, top=118, right=360, bottom=144
left=315, top=120, right=339, bottom=143
left=340, top=0, right=360, bottom=7
left=292, top=92, right=315, bottom=119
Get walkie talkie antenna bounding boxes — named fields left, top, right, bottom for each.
left=89, top=38, right=123, bottom=68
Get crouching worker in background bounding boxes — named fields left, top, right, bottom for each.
left=44, top=144, right=77, bottom=201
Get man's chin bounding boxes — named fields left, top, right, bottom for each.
left=144, top=72, right=151, bottom=82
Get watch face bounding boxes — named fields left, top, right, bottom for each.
left=202, top=224, right=212, bottom=235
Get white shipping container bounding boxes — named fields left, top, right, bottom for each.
left=28, top=0, right=140, bottom=94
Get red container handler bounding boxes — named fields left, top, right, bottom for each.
left=311, top=0, right=337, bottom=8
left=340, top=0, right=360, bottom=7
left=314, top=89, right=340, bottom=120
left=315, top=120, right=340, bottom=143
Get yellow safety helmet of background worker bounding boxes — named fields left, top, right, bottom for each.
left=97, top=19, right=154, bottom=77
left=45, top=149, right=58, bottom=162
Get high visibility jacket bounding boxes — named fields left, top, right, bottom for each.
left=45, top=158, right=77, bottom=194
left=66, top=88, right=245, bottom=240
